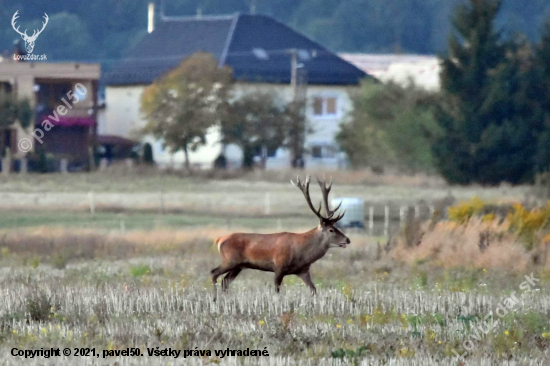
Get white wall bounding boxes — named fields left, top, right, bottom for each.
left=105, top=82, right=357, bottom=169
left=105, top=85, right=229, bottom=168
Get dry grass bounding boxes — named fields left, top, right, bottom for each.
left=0, top=225, right=549, bottom=364
left=0, top=225, right=549, bottom=365
left=392, top=219, right=532, bottom=272
left=93, top=164, right=448, bottom=187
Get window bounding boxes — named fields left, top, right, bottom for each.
left=311, top=144, right=337, bottom=159
left=326, top=97, right=337, bottom=115
left=35, top=81, right=73, bottom=111
left=311, top=146, right=322, bottom=158
left=313, top=97, right=323, bottom=115
left=312, top=96, right=338, bottom=117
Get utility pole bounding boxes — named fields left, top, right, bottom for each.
left=288, top=49, right=307, bottom=169
left=290, top=49, right=298, bottom=98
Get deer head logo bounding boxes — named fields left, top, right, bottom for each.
left=11, top=11, right=49, bottom=54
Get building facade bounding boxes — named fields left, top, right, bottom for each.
left=103, top=11, right=370, bottom=169
left=0, top=57, right=100, bottom=170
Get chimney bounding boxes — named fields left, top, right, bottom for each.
left=250, top=0, right=256, bottom=14
left=147, top=2, right=155, bottom=33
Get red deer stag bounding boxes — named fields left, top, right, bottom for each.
left=211, top=176, right=350, bottom=295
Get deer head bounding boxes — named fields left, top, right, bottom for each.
left=12, top=11, right=49, bottom=54
left=291, top=175, right=350, bottom=248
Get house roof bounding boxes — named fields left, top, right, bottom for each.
left=104, top=13, right=369, bottom=86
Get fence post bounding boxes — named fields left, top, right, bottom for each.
left=384, top=205, right=389, bottom=238
left=264, top=192, right=271, bottom=215
left=160, top=190, right=165, bottom=214
left=399, top=206, right=406, bottom=228
left=369, top=206, right=374, bottom=236
left=60, top=158, right=68, bottom=174
left=88, top=191, right=95, bottom=215
left=20, top=158, right=28, bottom=174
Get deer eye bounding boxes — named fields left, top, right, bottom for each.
left=329, top=229, right=334, bottom=233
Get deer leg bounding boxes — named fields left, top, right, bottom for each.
left=297, top=270, right=317, bottom=295
left=221, top=267, right=242, bottom=292
left=274, top=272, right=285, bottom=293
left=211, top=265, right=234, bottom=299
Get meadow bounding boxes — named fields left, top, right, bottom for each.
left=0, top=171, right=548, bottom=365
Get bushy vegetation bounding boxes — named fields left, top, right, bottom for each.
left=393, top=197, right=550, bottom=269
left=338, top=81, right=440, bottom=173
left=341, top=0, right=550, bottom=185
left=432, top=0, right=550, bottom=184
left=141, top=53, right=233, bottom=169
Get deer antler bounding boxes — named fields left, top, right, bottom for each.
left=11, top=11, right=28, bottom=38
left=291, top=175, right=323, bottom=221
left=317, top=176, right=342, bottom=219
left=29, top=13, right=48, bottom=40
left=292, top=175, right=345, bottom=224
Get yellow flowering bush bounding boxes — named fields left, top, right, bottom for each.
left=507, top=202, right=550, bottom=249
left=448, top=196, right=485, bottom=223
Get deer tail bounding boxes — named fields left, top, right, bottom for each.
left=214, top=236, right=226, bottom=254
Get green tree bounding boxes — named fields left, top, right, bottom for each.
left=220, top=91, right=295, bottom=168
left=140, top=52, right=233, bottom=169
left=337, top=80, right=440, bottom=172
left=0, top=92, right=32, bottom=130
left=533, top=23, right=550, bottom=171
left=432, top=0, right=515, bottom=184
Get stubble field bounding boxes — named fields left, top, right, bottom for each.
left=0, top=171, right=548, bottom=365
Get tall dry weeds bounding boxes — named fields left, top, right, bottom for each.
left=392, top=219, right=533, bottom=272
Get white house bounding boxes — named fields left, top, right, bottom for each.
left=339, top=53, right=441, bottom=91
left=103, top=8, right=371, bottom=169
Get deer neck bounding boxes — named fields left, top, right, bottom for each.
left=297, top=228, right=330, bottom=262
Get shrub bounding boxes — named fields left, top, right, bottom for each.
left=26, top=291, right=52, bottom=322
left=448, top=196, right=485, bottom=224
left=130, top=264, right=151, bottom=277
left=51, top=252, right=69, bottom=270
left=507, top=202, right=550, bottom=249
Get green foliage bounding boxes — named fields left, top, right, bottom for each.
left=129, top=264, right=151, bottom=277
left=26, top=291, right=52, bottom=322
left=50, top=252, right=69, bottom=270
left=0, top=92, right=32, bottom=130
left=141, top=52, right=233, bottom=169
left=338, top=81, right=440, bottom=172
left=331, top=345, right=368, bottom=360
left=220, top=91, right=301, bottom=168
left=433, top=0, right=550, bottom=184
left=30, top=256, right=40, bottom=269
